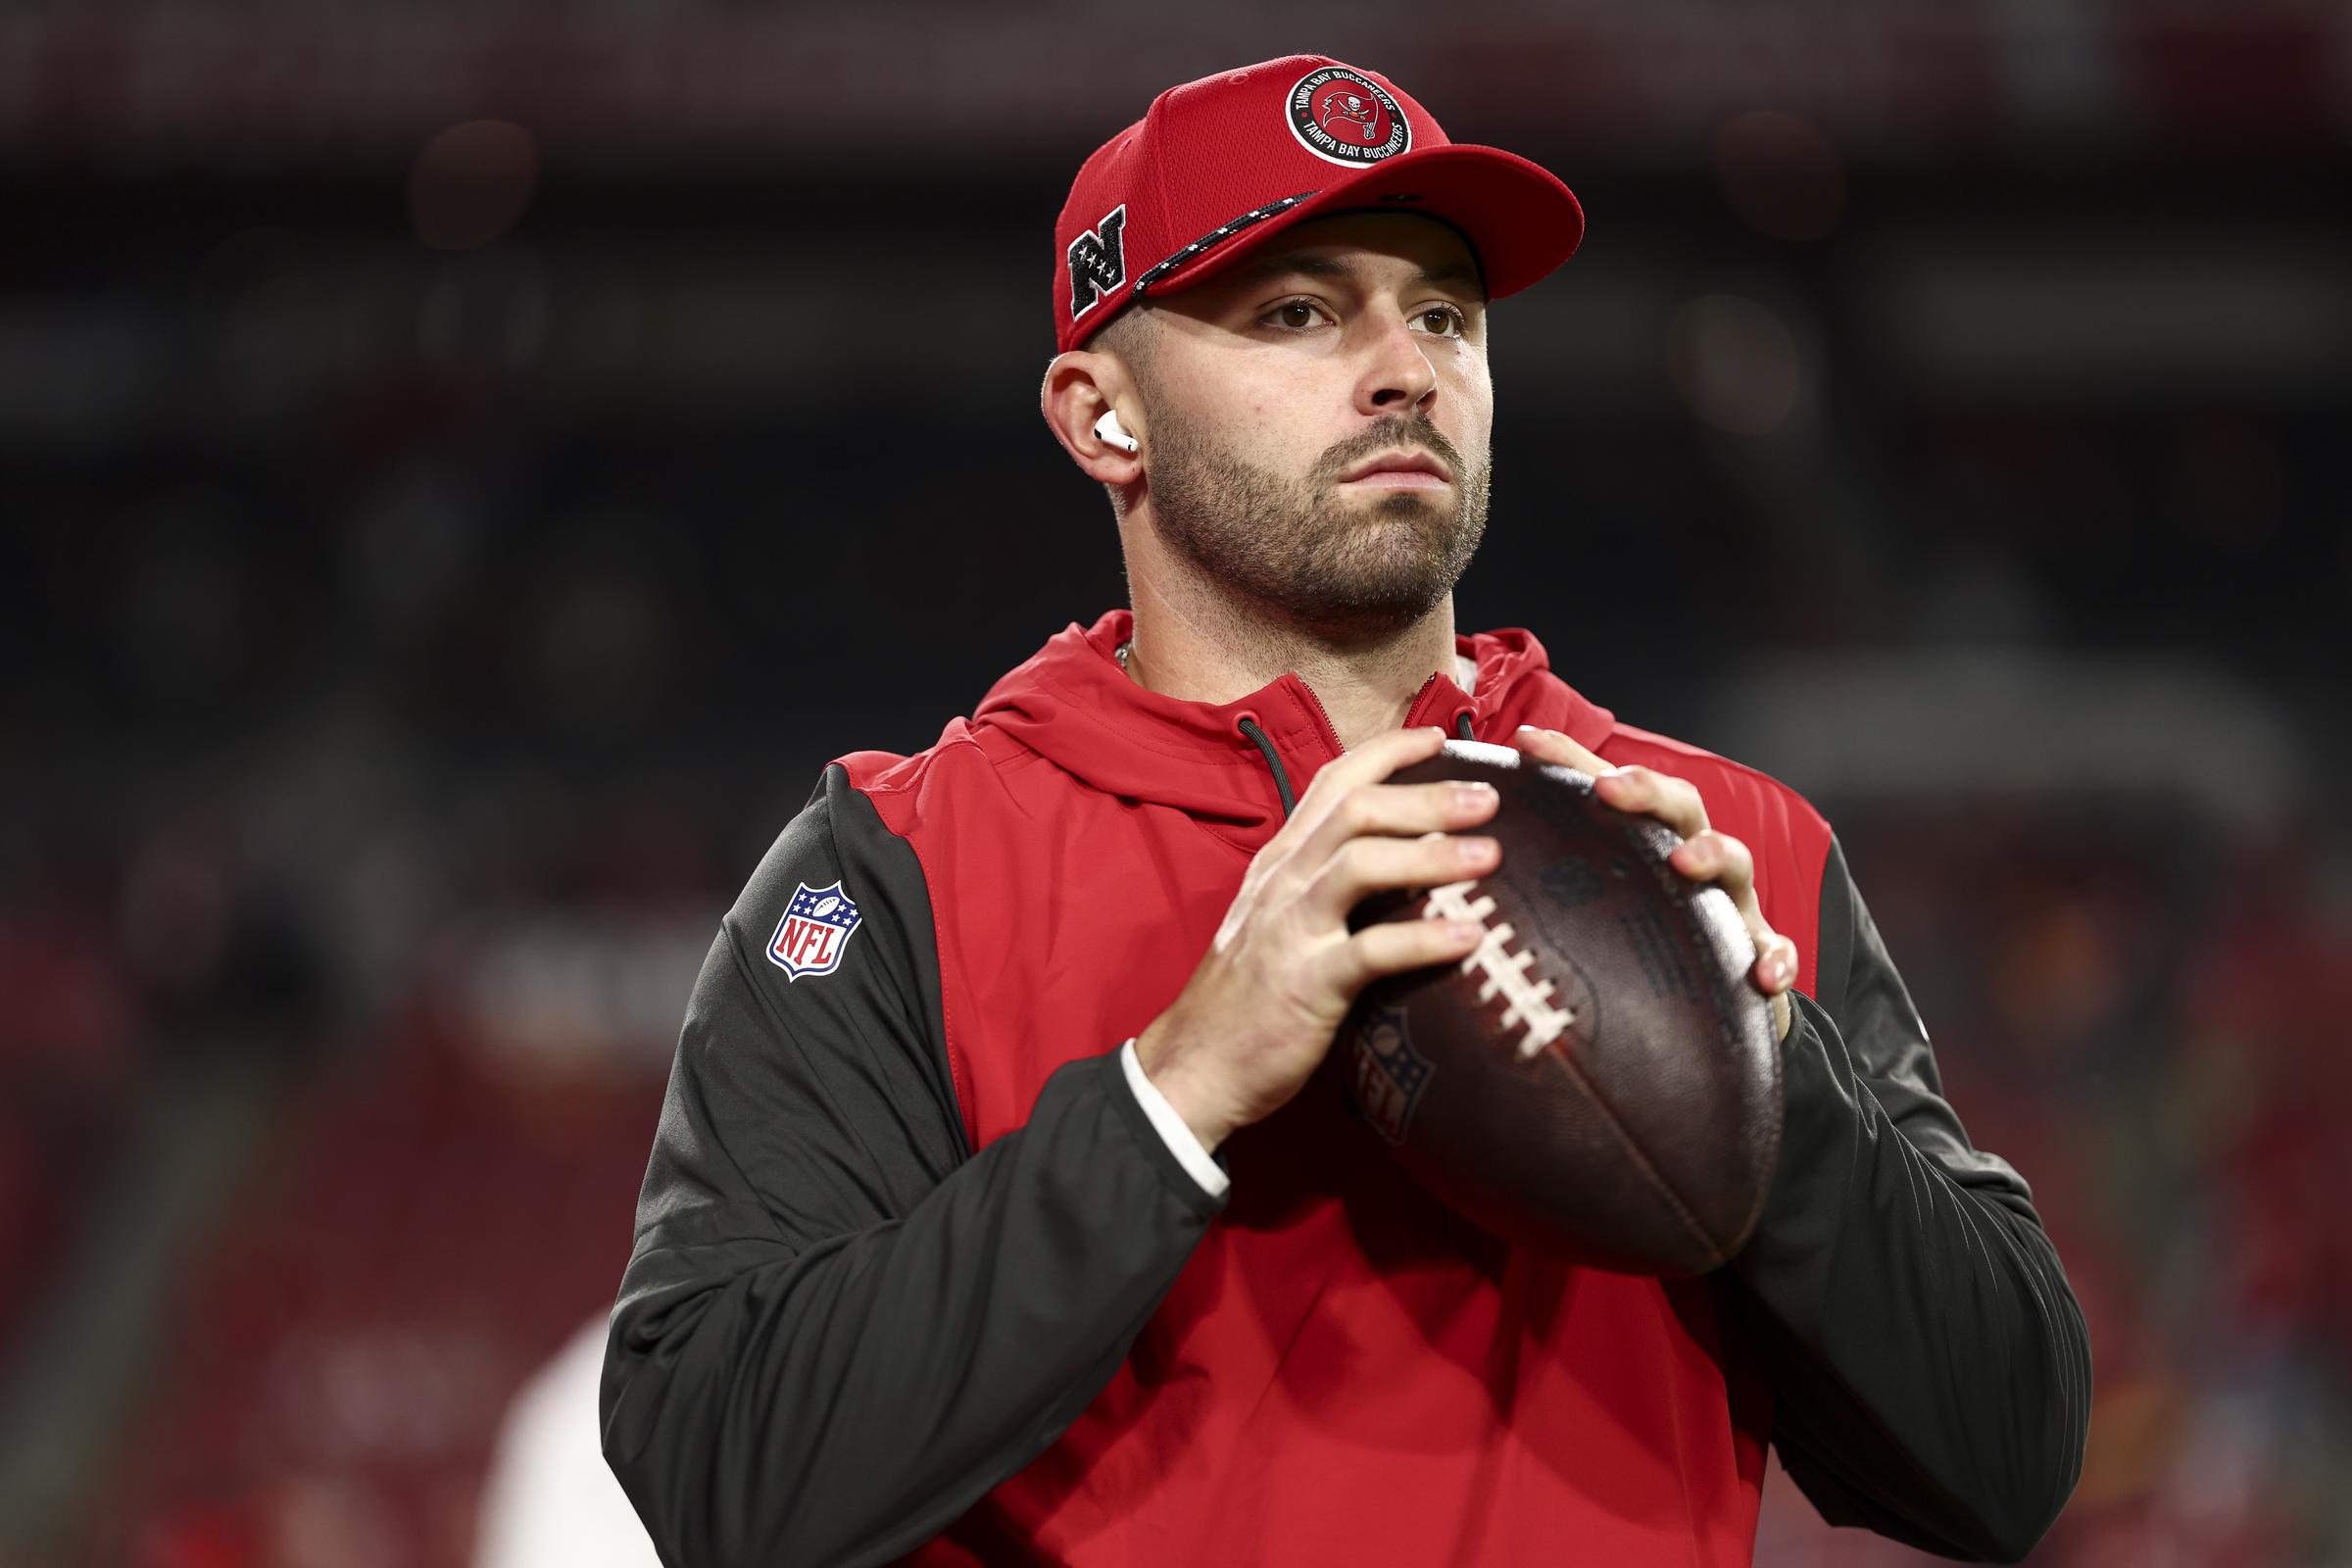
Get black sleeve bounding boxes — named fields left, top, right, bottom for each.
left=1723, top=835, right=2092, bottom=1563
left=599, top=764, right=1225, bottom=1568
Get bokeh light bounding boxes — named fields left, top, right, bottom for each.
left=1713, top=110, right=1846, bottom=243
left=1666, top=292, right=1807, bottom=435
left=407, top=121, right=539, bottom=254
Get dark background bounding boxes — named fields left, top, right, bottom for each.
left=1, top=4, right=2347, bottom=1563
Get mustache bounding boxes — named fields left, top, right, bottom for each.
left=1312, top=415, right=1470, bottom=483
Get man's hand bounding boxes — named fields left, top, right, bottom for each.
left=1136, top=726, right=1498, bottom=1153
left=1514, top=725, right=1799, bottom=1043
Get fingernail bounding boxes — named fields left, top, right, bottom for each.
left=1458, top=836, right=1496, bottom=866
left=1449, top=782, right=1495, bottom=809
left=1448, top=919, right=1484, bottom=942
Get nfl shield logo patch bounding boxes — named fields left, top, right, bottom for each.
left=1350, top=1003, right=1433, bottom=1146
left=767, top=881, right=862, bottom=981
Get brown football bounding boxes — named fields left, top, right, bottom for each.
left=1341, top=741, right=1784, bottom=1277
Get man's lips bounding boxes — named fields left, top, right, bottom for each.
left=1337, top=450, right=1452, bottom=489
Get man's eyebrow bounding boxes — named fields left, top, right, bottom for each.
left=1228, top=252, right=1487, bottom=298
left=1410, top=260, right=1487, bottom=295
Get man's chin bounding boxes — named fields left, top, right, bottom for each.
left=1277, top=585, right=1453, bottom=644
left=1346, top=497, right=1472, bottom=562
left=1283, top=545, right=1469, bottom=637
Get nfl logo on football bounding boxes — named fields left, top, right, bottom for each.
left=1352, top=1004, right=1433, bottom=1146
left=768, top=881, right=863, bottom=981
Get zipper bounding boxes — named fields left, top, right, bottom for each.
left=1402, top=670, right=1444, bottom=729
left=1297, top=676, right=1346, bottom=756
left=1296, top=667, right=1456, bottom=760
left=1276, top=667, right=1459, bottom=798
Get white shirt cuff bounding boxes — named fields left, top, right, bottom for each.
left=1118, top=1038, right=1230, bottom=1198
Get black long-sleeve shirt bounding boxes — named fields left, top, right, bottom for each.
left=603, top=754, right=2088, bottom=1564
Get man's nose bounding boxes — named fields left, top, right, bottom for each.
left=1355, top=314, right=1439, bottom=416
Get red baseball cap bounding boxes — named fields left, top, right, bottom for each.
left=1053, top=55, right=1584, bottom=354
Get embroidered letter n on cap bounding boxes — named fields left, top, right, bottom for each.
left=1067, top=204, right=1127, bottom=319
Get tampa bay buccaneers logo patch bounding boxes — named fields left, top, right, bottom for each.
left=1287, top=66, right=1410, bottom=166
left=768, top=881, right=862, bottom=981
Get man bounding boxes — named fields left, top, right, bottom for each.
left=601, top=56, right=2089, bottom=1566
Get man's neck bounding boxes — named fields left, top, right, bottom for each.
left=1120, top=529, right=1458, bottom=753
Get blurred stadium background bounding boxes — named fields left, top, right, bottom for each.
left=1, top=1, right=2347, bottom=1562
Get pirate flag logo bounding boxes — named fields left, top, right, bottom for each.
left=1286, top=66, right=1411, bottom=167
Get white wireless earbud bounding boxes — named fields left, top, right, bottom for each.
left=1093, top=410, right=1140, bottom=455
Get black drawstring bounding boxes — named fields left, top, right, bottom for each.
left=1237, top=710, right=1475, bottom=819
left=1235, top=716, right=1298, bottom=818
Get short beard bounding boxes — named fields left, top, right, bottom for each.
left=1145, top=412, right=1492, bottom=643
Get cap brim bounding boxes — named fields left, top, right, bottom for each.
left=1135, top=143, right=1584, bottom=305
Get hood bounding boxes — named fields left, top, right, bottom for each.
left=972, top=609, right=1616, bottom=839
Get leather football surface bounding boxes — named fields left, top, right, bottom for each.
left=1342, top=741, right=1784, bottom=1277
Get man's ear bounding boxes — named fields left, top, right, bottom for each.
left=1041, top=351, right=1146, bottom=485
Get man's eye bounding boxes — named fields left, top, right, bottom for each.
left=1267, top=300, right=1322, bottom=330
left=1416, top=306, right=1465, bottom=337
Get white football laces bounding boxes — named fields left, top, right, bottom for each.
left=1423, top=878, right=1575, bottom=1059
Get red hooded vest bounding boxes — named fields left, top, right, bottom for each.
left=843, top=609, right=1834, bottom=1565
